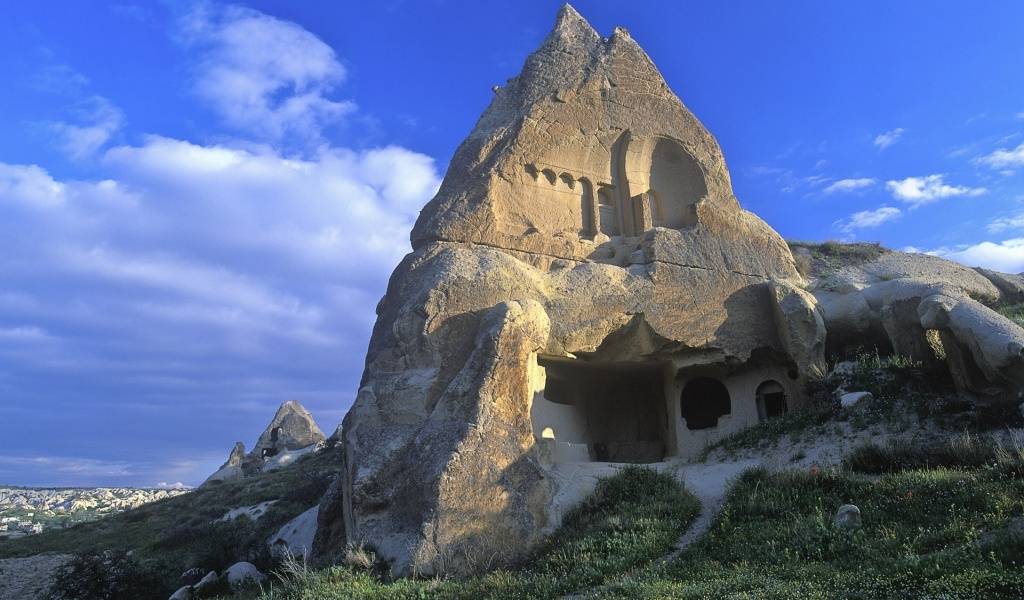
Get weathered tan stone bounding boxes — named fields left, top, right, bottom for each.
left=323, top=6, right=826, bottom=577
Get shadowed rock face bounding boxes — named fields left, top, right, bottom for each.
left=322, top=5, right=826, bottom=577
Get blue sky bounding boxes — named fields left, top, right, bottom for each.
left=2, top=1, right=1023, bottom=487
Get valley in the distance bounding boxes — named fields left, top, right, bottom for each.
left=0, top=486, right=190, bottom=539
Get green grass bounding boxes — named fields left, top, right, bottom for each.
left=604, top=463, right=1024, bottom=599
left=247, top=437, right=1024, bottom=600
left=846, top=433, right=1024, bottom=475
left=995, top=301, right=1024, bottom=329
left=256, top=466, right=701, bottom=600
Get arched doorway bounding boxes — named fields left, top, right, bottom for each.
left=755, top=380, right=787, bottom=422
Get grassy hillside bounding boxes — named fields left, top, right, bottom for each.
left=0, top=446, right=342, bottom=599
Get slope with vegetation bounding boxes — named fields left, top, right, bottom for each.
left=0, top=446, right=341, bottom=599
left=254, top=350, right=1024, bottom=599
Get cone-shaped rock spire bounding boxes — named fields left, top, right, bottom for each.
left=411, top=3, right=767, bottom=270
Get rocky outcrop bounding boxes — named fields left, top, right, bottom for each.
left=323, top=5, right=826, bottom=577
left=201, top=400, right=325, bottom=487
left=811, top=251, right=1024, bottom=405
left=201, top=442, right=245, bottom=487
left=245, top=400, right=325, bottom=464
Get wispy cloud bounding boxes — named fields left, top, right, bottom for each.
left=987, top=212, right=1024, bottom=234
left=822, top=178, right=876, bottom=195
left=51, top=95, right=124, bottom=159
left=0, top=455, right=133, bottom=478
left=873, top=128, right=905, bottom=150
left=977, top=142, right=1024, bottom=171
left=833, top=205, right=902, bottom=233
left=178, top=3, right=355, bottom=144
left=885, top=174, right=986, bottom=208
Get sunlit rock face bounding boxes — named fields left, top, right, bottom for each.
left=322, top=4, right=827, bottom=577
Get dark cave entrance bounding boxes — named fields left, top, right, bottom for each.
left=535, top=357, right=668, bottom=463
left=679, top=377, right=731, bottom=430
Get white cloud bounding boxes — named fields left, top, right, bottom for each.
left=822, top=178, right=876, bottom=195
left=977, top=142, right=1024, bottom=171
left=834, top=205, right=902, bottom=233
left=885, top=174, right=986, bottom=208
left=0, top=3, right=444, bottom=487
left=178, top=3, right=355, bottom=142
left=51, top=96, right=124, bottom=159
left=0, top=163, right=67, bottom=207
left=929, top=238, right=1024, bottom=273
left=873, top=128, right=904, bottom=149
left=987, top=213, right=1024, bottom=234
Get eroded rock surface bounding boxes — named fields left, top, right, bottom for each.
left=325, top=5, right=827, bottom=576
left=810, top=250, right=1024, bottom=405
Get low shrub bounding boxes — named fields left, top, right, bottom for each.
left=47, top=551, right=167, bottom=600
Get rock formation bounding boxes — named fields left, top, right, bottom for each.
left=322, top=5, right=825, bottom=576
left=806, top=250, right=1024, bottom=405
left=201, top=400, right=325, bottom=487
left=244, top=399, right=325, bottom=464
left=201, top=442, right=246, bottom=487
left=317, top=4, right=1024, bottom=577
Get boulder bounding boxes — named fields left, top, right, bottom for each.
left=840, top=392, right=872, bottom=409
left=269, top=505, right=319, bottom=559
left=192, top=571, right=218, bottom=596
left=811, top=253, right=1024, bottom=406
left=224, top=562, right=266, bottom=589
left=322, top=5, right=825, bottom=577
left=834, top=504, right=862, bottom=528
